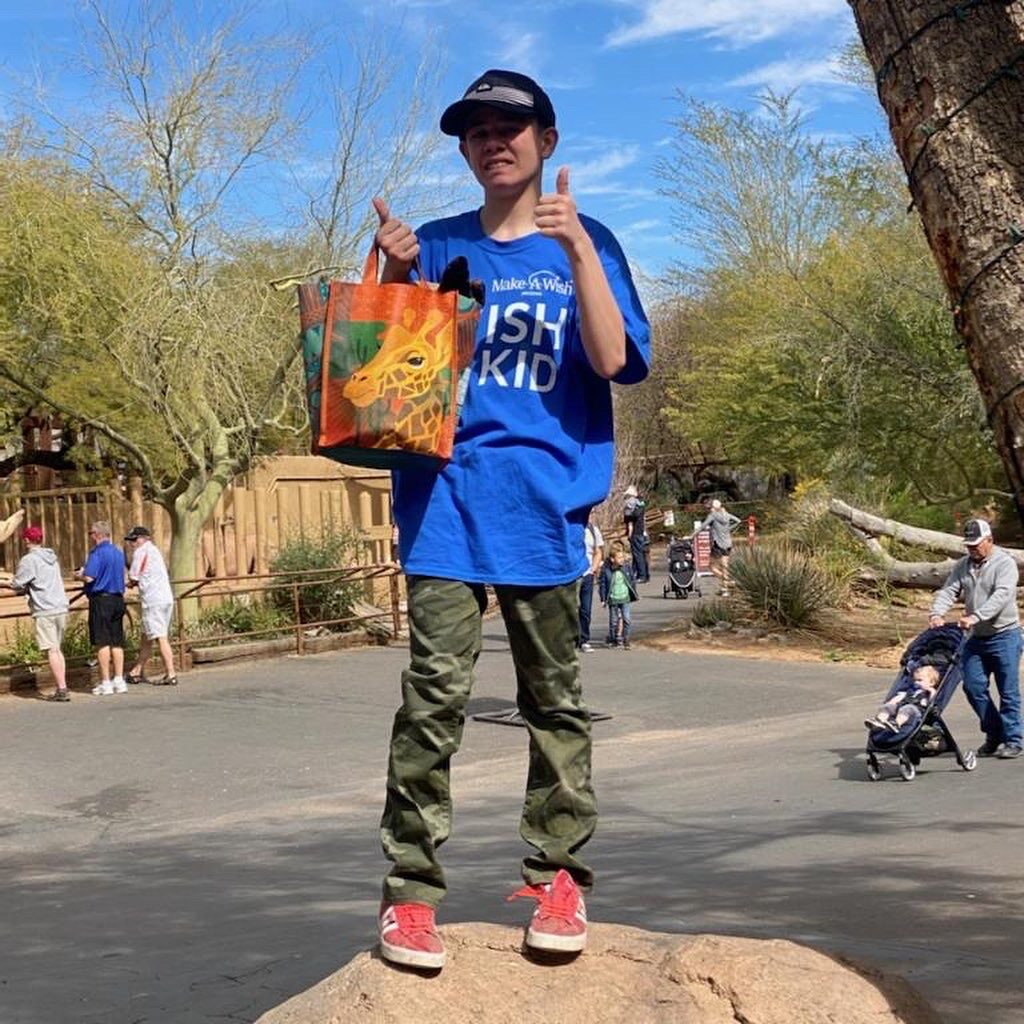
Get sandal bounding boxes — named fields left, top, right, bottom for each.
left=126, top=672, right=147, bottom=685
left=151, top=676, right=178, bottom=686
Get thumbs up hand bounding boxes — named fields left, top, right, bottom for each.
left=371, top=197, right=419, bottom=278
left=534, top=166, right=585, bottom=252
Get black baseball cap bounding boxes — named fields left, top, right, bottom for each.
left=440, top=69, right=556, bottom=137
left=124, top=525, right=151, bottom=541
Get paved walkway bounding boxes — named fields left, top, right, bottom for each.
left=2, top=574, right=1022, bottom=1023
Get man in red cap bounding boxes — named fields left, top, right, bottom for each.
left=1, top=525, right=71, bottom=700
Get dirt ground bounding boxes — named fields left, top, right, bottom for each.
left=641, top=592, right=937, bottom=670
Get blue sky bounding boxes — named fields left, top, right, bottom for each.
left=0, top=0, right=889, bottom=282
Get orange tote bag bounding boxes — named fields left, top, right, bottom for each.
left=297, top=248, right=481, bottom=470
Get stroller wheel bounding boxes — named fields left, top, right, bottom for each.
left=898, top=755, right=916, bottom=782
left=960, top=750, right=978, bottom=772
left=866, top=754, right=882, bottom=782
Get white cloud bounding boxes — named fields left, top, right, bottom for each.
left=495, top=27, right=544, bottom=75
left=570, top=146, right=641, bottom=181
left=728, top=56, right=846, bottom=92
left=558, top=145, right=654, bottom=200
left=606, top=0, right=849, bottom=48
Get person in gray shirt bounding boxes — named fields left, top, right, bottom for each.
left=702, top=498, right=741, bottom=597
left=1, top=524, right=71, bottom=701
left=929, top=518, right=1022, bottom=759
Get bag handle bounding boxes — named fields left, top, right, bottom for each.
left=361, top=244, right=426, bottom=287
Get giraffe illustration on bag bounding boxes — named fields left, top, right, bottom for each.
left=342, top=303, right=474, bottom=453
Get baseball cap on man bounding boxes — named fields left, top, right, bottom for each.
left=22, top=525, right=43, bottom=544
left=440, top=69, right=556, bottom=137
left=124, top=525, right=151, bottom=542
left=963, top=518, right=993, bottom=546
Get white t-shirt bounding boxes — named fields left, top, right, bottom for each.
left=129, top=540, right=173, bottom=606
left=584, top=523, right=605, bottom=564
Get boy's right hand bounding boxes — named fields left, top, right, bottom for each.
left=372, top=198, right=419, bottom=280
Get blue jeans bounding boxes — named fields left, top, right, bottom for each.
left=608, top=601, right=632, bottom=644
left=962, top=627, right=1023, bottom=745
left=578, top=573, right=595, bottom=645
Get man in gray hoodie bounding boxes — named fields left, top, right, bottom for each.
left=2, top=525, right=71, bottom=701
left=929, top=518, right=1022, bottom=759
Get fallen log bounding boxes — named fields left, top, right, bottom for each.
left=829, top=499, right=1024, bottom=570
left=846, top=526, right=957, bottom=588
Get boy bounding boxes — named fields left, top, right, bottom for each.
left=372, top=69, right=650, bottom=969
left=599, top=546, right=639, bottom=649
left=2, top=525, right=70, bottom=701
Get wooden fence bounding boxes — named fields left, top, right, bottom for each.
left=0, top=458, right=395, bottom=581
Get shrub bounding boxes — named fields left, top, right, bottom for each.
left=0, top=615, right=97, bottom=666
left=0, top=623, right=42, bottom=666
left=729, top=543, right=841, bottom=628
left=186, top=599, right=292, bottom=644
left=269, top=526, right=363, bottom=629
left=690, top=599, right=739, bottom=629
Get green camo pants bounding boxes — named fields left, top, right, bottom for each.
left=380, top=576, right=597, bottom=906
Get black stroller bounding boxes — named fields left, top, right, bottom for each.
left=865, top=624, right=977, bottom=781
left=663, top=535, right=701, bottom=599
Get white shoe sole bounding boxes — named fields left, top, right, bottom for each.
left=379, top=938, right=446, bottom=969
left=525, top=927, right=587, bottom=952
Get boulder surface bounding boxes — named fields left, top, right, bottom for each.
left=256, top=923, right=941, bottom=1024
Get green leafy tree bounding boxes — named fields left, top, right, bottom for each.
left=0, top=2, right=446, bottom=593
left=651, top=90, right=1007, bottom=512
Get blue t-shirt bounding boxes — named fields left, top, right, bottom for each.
left=83, top=540, right=126, bottom=595
left=392, top=210, right=651, bottom=585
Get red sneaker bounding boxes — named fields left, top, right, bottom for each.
left=378, top=901, right=446, bottom=969
left=508, top=868, right=588, bottom=952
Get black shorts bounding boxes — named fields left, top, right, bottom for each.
left=88, top=592, right=126, bottom=648
left=711, top=542, right=731, bottom=559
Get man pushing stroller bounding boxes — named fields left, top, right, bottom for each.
left=928, top=518, right=1022, bottom=760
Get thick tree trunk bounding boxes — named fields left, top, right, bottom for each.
left=849, top=1, right=1024, bottom=522
left=166, top=467, right=234, bottom=621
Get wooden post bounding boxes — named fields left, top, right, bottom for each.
left=129, top=476, right=144, bottom=527
left=389, top=572, right=401, bottom=639
left=253, top=488, right=268, bottom=574
left=340, top=483, right=353, bottom=532
left=233, top=488, right=249, bottom=577
left=276, top=487, right=290, bottom=551
left=298, top=484, right=313, bottom=541
left=329, top=488, right=343, bottom=536
left=212, top=496, right=227, bottom=578
left=293, top=582, right=303, bottom=655
left=358, top=490, right=373, bottom=564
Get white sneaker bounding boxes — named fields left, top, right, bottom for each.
left=111, top=676, right=128, bottom=694
left=580, top=642, right=594, bottom=652
left=92, top=681, right=115, bottom=696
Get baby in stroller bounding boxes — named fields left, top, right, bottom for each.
left=864, top=664, right=940, bottom=733
left=864, top=624, right=977, bottom=781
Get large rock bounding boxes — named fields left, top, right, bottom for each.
left=256, top=923, right=940, bottom=1024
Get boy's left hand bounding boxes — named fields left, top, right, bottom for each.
left=534, top=166, right=586, bottom=252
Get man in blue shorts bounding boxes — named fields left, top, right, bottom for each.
left=75, top=520, right=127, bottom=696
left=372, top=69, right=651, bottom=970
